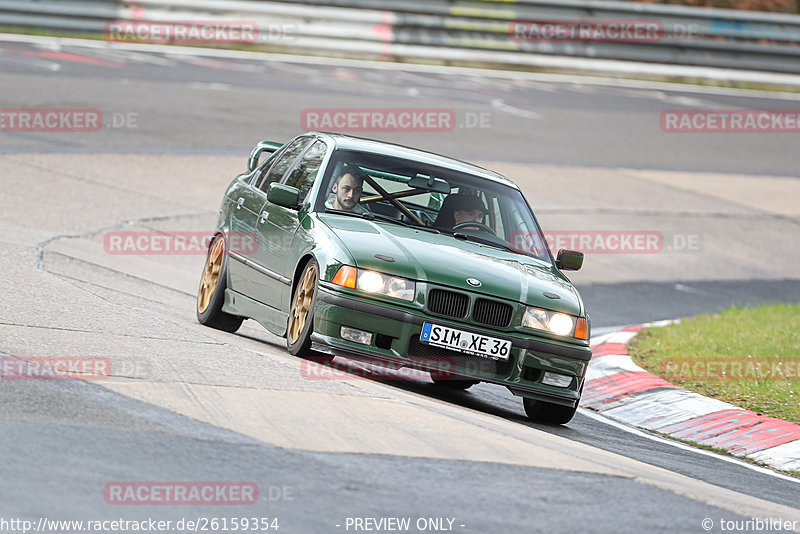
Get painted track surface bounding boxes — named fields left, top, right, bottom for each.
left=584, top=326, right=800, bottom=472
left=1, top=36, right=799, bottom=532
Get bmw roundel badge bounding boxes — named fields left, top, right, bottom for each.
left=466, top=278, right=482, bottom=287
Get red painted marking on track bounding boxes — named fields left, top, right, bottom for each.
left=658, top=409, right=800, bottom=455
left=582, top=371, right=680, bottom=405
left=589, top=343, right=628, bottom=357
left=18, top=50, right=122, bottom=68
left=622, top=325, right=643, bottom=333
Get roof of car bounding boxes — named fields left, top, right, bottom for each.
left=307, top=132, right=519, bottom=189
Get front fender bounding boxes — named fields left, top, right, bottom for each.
left=286, top=212, right=355, bottom=297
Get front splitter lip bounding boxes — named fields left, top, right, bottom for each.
left=309, top=331, right=580, bottom=409
left=316, top=286, right=592, bottom=362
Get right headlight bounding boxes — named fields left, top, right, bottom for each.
left=522, top=306, right=588, bottom=340
left=332, top=266, right=415, bottom=302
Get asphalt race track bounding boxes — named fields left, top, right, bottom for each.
left=1, top=35, right=799, bottom=533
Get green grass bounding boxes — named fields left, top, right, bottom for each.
left=629, top=303, right=800, bottom=424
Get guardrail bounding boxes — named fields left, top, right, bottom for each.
left=0, top=0, right=118, bottom=32
left=2, top=0, right=800, bottom=74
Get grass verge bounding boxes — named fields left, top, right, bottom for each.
left=629, top=303, right=800, bottom=424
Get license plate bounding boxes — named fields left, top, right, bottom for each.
left=419, top=322, right=511, bottom=361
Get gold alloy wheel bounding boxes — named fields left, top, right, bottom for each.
left=197, top=237, right=225, bottom=314
left=288, top=263, right=317, bottom=344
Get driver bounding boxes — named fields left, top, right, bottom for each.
left=433, top=194, right=489, bottom=230
left=454, top=205, right=485, bottom=226
left=325, top=172, right=367, bottom=213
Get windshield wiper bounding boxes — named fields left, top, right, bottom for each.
left=362, top=211, right=412, bottom=228
left=325, top=209, right=442, bottom=234
left=365, top=213, right=443, bottom=234
left=444, top=231, right=519, bottom=254
left=325, top=208, right=368, bottom=218
left=368, top=213, right=444, bottom=234
left=325, top=209, right=406, bottom=228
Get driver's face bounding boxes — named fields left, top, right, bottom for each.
left=332, top=174, right=363, bottom=210
left=453, top=209, right=484, bottom=225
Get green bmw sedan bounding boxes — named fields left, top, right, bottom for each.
left=197, top=132, right=591, bottom=424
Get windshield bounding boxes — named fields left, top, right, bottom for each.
left=315, top=149, right=551, bottom=264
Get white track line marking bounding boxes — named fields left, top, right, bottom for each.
left=491, top=98, right=541, bottom=120
left=675, top=283, right=716, bottom=296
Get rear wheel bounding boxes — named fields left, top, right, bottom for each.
left=523, top=397, right=577, bottom=425
left=197, top=235, right=243, bottom=333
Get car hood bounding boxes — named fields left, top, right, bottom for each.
left=318, top=214, right=583, bottom=315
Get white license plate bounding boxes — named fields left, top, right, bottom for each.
left=419, top=322, right=511, bottom=361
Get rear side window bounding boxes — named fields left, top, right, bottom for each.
left=284, top=141, right=327, bottom=204
left=256, top=137, right=312, bottom=192
left=251, top=150, right=280, bottom=185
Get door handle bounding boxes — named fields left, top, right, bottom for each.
left=236, top=197, right=245, bottom=209
left=260, top=211, right=269, bottom=223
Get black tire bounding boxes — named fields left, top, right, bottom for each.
left=523, top=397, right=578, bottom=425
left=196, top=235, right=243, bottom=333
left=287, top=259, right=326, bottom=359
left=431, top=376, right=480, bottom=390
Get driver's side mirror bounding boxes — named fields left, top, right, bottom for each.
left=267, top=183, right=300, bottom=208
left=248, top=141, right=283, bottom=172
left=556, top=249, right=583, bottom=271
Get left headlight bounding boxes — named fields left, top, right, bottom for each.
left=522, top=306, right=588, bottom=339
left=332, top=266, right=415, bottom=302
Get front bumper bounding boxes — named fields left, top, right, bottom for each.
left=314, top=287, right=591, bottom=408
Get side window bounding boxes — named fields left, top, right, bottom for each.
left=251, top=149, right=280, bottom=186
left=256, top=137, right=312, bottom=193
left=486, top=194, right=504, bottom=235
left=502, top=198, right=543, bottom=255
left=284, top=141, right=327, bottom=204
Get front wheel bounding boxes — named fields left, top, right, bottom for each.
left=287, top=260, right=320, bottom=357
left=523, top=397, right=577, bottom=425
left=197, top=235, right=243, bottom=333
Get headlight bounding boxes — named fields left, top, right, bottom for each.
left=357, top=271, right=384, bottom=293
left=522, top=306, right=587, bottom=339
left=332, top=266, right=415, bottom=302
